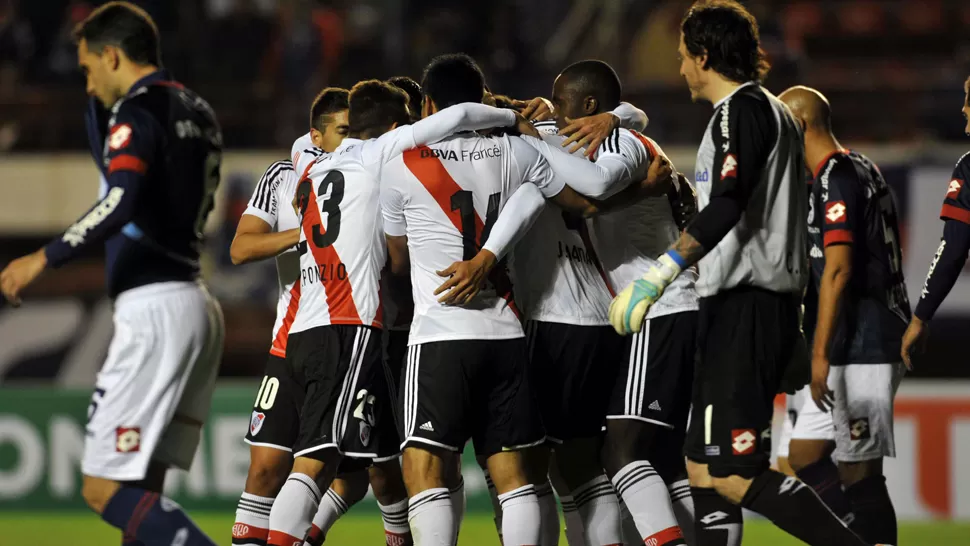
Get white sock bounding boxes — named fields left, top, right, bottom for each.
left=611, top=461, right=685, bottom=545
left=572, top=475, right=623, bottom=546
left=379, top=497, right=411, bottom=545
left=536, top=482, right=560, bottom=545
left=560, top=496, right=588, bottom=546
left=449, top=476, right=466, bottom=537
left=667, top=479, right=695, bottom=546
left=619, top=500, right=641, bottom=546
left=303, top=488, right=349, bottom=545
left=484, top=470, right=503, bottom=541
left=408, top=488, right=455, bottom=546
left=233, top=492, right=273, bottom=546
left=267, top=473, right=321, bottom=546
left=499, top=484, right=541, bottom=546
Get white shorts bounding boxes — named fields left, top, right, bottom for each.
left=82, top=281, right=225, bottom=482
left=787, top=363, right=904, bottom=462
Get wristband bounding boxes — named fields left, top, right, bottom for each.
left=664, top=250, right=688, bottom=271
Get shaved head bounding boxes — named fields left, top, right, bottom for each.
left=779, top=85, right=831, bottom=132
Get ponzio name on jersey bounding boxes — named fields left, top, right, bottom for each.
left=301, top=262, right=348, bottom=285
left=420, top=146, right=502, bottom=162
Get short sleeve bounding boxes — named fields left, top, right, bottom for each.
left=821, top=160, right=862, bottom=246
left=941, top=152, right=970, bottom=224
left=381, top=180, right=408, bottom=237
left=105, top=103, right=159, bottom=176
left=243, top=160, right=293, bottom=227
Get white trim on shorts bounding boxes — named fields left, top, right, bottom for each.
left=400, top=436, right=461, bottom=452
left=332, top=327, right=371, bottom=448
left=403, top=345, right=422, bottom=440
left=372, top=453, right=402, bottom=463
left=605, top=415, right=675, bottom=429
left=243, top=439, right=293, bottom=452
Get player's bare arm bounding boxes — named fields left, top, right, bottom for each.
left=385, top=234, right=410, bottom=276
left=0, top=248, right=47, bottom=306
left=230, top=216, right=299, bottom=265
left=810, top=244, right=852, bottom=411
left=560, top=102, right=649, bottom=156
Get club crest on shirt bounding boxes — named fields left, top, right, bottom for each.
left=250, top=411, right=266, bottom=436
left=115, top=427, right=141, bottom=453
left=108, top=124, right=133, bottom=150
left=947, top=179, right=962, bottom=198
left=720, top=154, right=738, bottom=180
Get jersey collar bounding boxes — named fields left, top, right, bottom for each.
left=812, top=148, right=850, bottom=180
left=713, top=81, right=758, bottom=109
left=126, top=69, right=175, bottom=97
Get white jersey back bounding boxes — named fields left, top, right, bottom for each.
left=512, top=128, right=614, bottom=325
left=289, top=137, right=387, bottom=333
left=242, top=160, right=301, bottom=357
left=588, top=129, right=699, bottom=318
left=381, top=132, right=558, bottom=345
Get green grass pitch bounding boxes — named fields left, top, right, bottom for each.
left=2, top=512, right=968, bottom=545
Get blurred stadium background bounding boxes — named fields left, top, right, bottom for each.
left=1, top=0, right=969, bottom=544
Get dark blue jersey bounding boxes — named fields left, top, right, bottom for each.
left=45, top=70, right=222, bottom=297
left=805, top=150, right=910, bottom=364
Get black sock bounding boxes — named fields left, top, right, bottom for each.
left=741, top=470, right=868, bottom=546
left=691, top=487, right=742, bottom=546
left=845, top=475, right=897, bottom=545
left=795, top=458, right=854, bottom=523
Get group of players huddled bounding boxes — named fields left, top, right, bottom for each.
left=3, top=1, right=969, bottom=546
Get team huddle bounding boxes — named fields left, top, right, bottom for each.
left=3, top=1, right=970, bottom=546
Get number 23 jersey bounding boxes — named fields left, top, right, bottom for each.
left=289, top=137, right=388, bottom=334
left=380, top=132, right=561, bottom=345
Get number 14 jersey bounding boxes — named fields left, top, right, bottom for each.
left=381, top=132, right=562, bottom=345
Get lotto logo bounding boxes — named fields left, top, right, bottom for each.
left=700, top=511, right=728, bottom=525
left=826, top=201, right=847, bottom=223
left=115, top=427, right=140, bottom=453
left=731, top=429, right=756, bottom=455
left=108, top=124, right=133, bottom=150
left=948, top=179, right=962, bottom=198
left=850, top=417, right=871, bottom=440
left=232, top=524, right=249, bottom=538
left=720, top=154, right=738, bottom=180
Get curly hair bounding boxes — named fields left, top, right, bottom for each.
left=681, top=0, right=770, bottom=84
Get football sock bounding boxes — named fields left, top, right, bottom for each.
left=449, top=476, right=467, bottom=536
left=845, top=475, right=897, bottom=545
left=267, top=474, right=320, bottom=546
left=559, top=496, right=588, bottom=546
left=484, top=470, right=504, bottom=542
left=619, top=500, right=642, bottom=546
left=691, top=487, right=742, bottom=546
left=795, top=458, right=854, bottom=524
left=379, top=498, right=413, bottom=546
left=499, top=484, right=541, bottom=546
left=408, top=488, right=455, bottom=546
left=536, top=482, right=560, bottom=545
left=101, top=486, right=217, bottom=546
left=303, top=488, right=348, bottom=546
left=741, top=470, right=868, bottom=546
left=667, top=479, right=695, bottom=546
left=233, top=492, right=274, bottom=546
left=572, top=475, right=623, bottom=546
left=611, top=461, right=685, bottom=545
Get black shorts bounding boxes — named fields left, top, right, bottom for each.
left=526, top=321, right=625, bottom=442
left=400, top=338, right=545, bottom=457
left=286, top=325, right=393, bottom=460
left=606, top=311, right=697, bottom=433
left=685, top=287, right=800, bottom=479
left=244, top=353, right=304, bottom=452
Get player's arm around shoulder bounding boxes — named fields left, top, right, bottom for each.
left=230, top=161, right=300, bottom=265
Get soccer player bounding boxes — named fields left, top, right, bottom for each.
left=609, top=2, right=891, bottom=545
left=380, top=53, right=630, bottom=546
left=0, top=3, right=224, bottom=545
left=230, top=88, right=357, bottom=546
left=778, top=85, right=909, bottom=545
left=902, top=75, right=970, bottom=368
left=264, top=78, right=537, bottom=546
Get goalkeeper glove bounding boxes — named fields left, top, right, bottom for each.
left=609, top=250, right=685, bottom=334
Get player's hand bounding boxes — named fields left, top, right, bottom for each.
left=901, top=316, right=929, bottom=371
left=513, top=112, right=540, bottom=139
left=560, top=112, right=621, bottom=157
left=810, top=355, right=835, bottom=412
left=0, top=249, right=47, bottom=307
left=520, top=97, right=555, bottom=122
left=668, top=173, right=698, bottom=231
left=434, top=250, right=497, bottom=306
left=608, top=252, right=682, bottom=335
